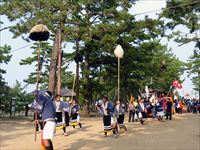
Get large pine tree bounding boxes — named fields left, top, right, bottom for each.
left=161, top=0, right=200, bottom=97
left=1, top=0, right=184, bottom=114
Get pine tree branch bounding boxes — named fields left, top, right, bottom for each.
left=0, top=26, right=13, bottom=32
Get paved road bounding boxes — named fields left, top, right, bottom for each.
left=1, top=113, right=199, bottom=150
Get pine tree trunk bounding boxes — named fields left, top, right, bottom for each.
left=75, top=38, right=80, bottom=104
left=48, top=30, right=61, bottom=94
left=56, top=32, right=62, bottom=97
left=81, top=52, right=90, bottom=116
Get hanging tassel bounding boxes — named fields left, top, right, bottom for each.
left=29, top=24, right=50, bottom=41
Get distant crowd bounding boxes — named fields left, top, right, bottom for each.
left=96, top=93, right=200, bottom=137
left=29, top=90, right=200, bottom=150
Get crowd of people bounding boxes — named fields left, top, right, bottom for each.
left=127, top=94, right=200, bottom=122
left=30, top=90, right=200, bottom=150
left=185, top=98, right=200, bottom=114
left=96, top=93, right=200, bottom=138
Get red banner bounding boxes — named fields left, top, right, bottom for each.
left=172, top=80, right=182, bottom=89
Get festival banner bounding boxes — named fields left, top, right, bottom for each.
left=172, top=80, right=182, bottom=89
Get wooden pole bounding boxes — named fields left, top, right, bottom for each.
left=34, top=41, right=41, bottom=142
left=36, top=42, right=41, bottom=91
left=118, top=57, right=120, bottom=102
left=75, top=38, right=80, bottom=103
left=71, top=73, right=76, bottom=100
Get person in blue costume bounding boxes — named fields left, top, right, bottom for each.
left=138, top=96, right=147, bottom=124
left=62, top=98, right=71, bottom=135
left=53, top=95, right=70, bottom=136
left=33, top=90, right=56, bottom=150
left=156, top=97, right=164, bottom=121
left=114, top=100, right=127, bottom=133
left=70, top=98, right=82, bottom=128
left=97, top=96, right=118, bottom=137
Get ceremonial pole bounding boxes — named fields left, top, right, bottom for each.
left=71, top=73, right=76, bottom=100
left=74, top=47, right=83, bottom=103
left=36, top=42, right=41, bottom=91
left=29, top=24, right=50, bottom=144
left=118, top=57, right=120, bottom=102
left=114, top=45, right=124, bottom=102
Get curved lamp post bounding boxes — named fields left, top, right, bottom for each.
left=114, top=45, right=124, bottom=102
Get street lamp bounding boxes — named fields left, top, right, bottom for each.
left=114, top=45, right=124, bottom=102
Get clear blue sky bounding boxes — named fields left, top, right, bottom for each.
left=0, top=0, right=197, bottom=98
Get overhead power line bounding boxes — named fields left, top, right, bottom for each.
left=134, top=0, right=200, bottom=16
left=10, top=44, right=32, bottom=53
left=2, top=0, right=200, bottom=54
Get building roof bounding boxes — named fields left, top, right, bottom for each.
left=27, top=87, right=76, bottom=97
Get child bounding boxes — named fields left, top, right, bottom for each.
left=138, top=96, right=147, bottom=124
left=114, top=100, right=127, bottom=133
left=156, top=97, right=164, bottom=121
left=53, top=95, right=68, bottom=136
left=62, top=99, right=71, bottom=136
left=70, top=99, right=82, bottom=128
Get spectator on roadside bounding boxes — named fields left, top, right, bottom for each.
left=127, top=98, right=135, bottom=122
left=166, top=98, right=173, bottom=120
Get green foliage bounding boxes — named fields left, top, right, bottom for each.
left=161, top=0, right=200, bottom=96
left=19, top=42, right=52, bottom=86
left=187, top=49, right=200, bottom=93
left=9, top=81, right=32, bottom=112
left=150, top=45, right=184, bottom=91
left=162, top=0, right=200, bottom=32
left=19, top=42, right=74, bottom=90
left=0, top=80, right=33, bottom=113
left=1, top=0, right=185, bottom=112
left=0, top=45, right=12, bottom=104
left=0, top=45, right=12, bottom=79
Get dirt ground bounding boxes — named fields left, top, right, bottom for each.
left=0, top=113, right=200, bottom=150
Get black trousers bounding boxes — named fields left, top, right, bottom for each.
left=128, top=110, right=135, bottom=122
left=117, top=114, right=125, bottom=124
left=166, top=109, right=172, bottom=120
left=103, top=115, right=111, bottom=126
left=35, top=121, right=43, bottom=131
left=56, top=112, right=62, bottom=123
left=71, top=113, right=78, bottom=120
left=64, top=112, right=70, bottom=126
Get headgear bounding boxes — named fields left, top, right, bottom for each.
left=44, top=90, right=52, bottom=98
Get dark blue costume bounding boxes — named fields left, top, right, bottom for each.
left=30, top=91, right=56, bottom=150
left=34, top=93, right=56, bottom=122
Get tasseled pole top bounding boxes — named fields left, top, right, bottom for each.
left=29, top=24, right=50, bottom=41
